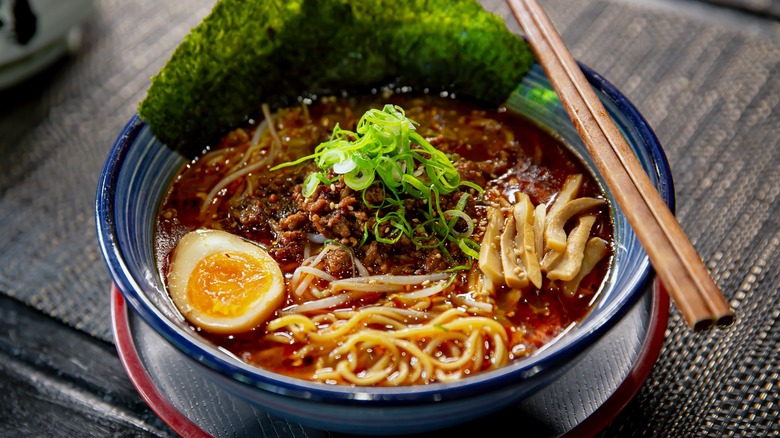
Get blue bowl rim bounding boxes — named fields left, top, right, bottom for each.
left=96, top=61, right=674, bottom=406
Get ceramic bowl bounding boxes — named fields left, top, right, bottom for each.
left=96, top=62, right=674, bottom=435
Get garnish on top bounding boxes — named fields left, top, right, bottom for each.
left=137, top=0, right=534, bottom=153
left=273, top=104, right=484, bottom=266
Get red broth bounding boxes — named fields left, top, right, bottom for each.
left=155, top=93, right=612, bottom=385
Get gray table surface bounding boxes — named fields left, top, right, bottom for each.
left=1, top=0, right=778, bottom=436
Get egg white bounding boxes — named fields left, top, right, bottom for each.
left=167, top=228, right=285, bottom=334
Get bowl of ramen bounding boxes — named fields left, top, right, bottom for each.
left=96, top=60, right=673, bottom=434
left=96, top=2, right=672, bottom=433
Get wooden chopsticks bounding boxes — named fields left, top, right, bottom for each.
left=506, top=0, right=735, bottom=330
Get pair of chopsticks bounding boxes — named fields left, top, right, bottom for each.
left=506, top=0, right=735, bottom=331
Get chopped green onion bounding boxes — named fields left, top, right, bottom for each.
left=434, top=324, right=450, bottom=332
left=272, top=104, right=484, bottom=263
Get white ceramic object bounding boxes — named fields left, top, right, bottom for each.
left=0, top=0, right=95, bottom=89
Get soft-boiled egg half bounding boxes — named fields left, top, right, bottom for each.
left=167, top=229, right=285, bottom=334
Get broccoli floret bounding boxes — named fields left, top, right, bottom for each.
left=137, top=0, right=534, bottom=153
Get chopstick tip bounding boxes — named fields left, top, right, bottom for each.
left=691, top=311, right=734, bottom=331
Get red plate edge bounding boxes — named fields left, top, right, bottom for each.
left=111, top=286, right=209, bottom=438
left=111, top=280, right=669, bottom=438
left=562, top=279, right=670, bottom=438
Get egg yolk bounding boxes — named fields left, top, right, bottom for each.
left=187, top=251, right=275, bottom=318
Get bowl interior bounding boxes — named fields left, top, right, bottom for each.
left=97, top=62, right=673, bottom=402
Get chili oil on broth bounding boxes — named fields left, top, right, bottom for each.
left=154, top=92, right=613, bottom=386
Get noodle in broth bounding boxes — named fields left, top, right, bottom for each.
left=155, top=92, right=613, bottom=386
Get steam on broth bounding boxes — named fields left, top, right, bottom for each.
left=155, top=92, right=613, bottom=386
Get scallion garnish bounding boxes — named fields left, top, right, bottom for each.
left=272, top=104, right=483, bottom=263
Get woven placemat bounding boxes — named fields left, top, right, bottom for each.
left=0, top=0, right=777, bottom=436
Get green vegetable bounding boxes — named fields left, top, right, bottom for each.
left=138, top=0, right=534, bottom=153
left=273, top=104, right=483, bottom=265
